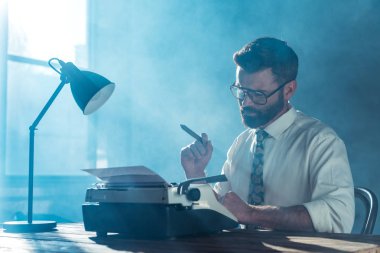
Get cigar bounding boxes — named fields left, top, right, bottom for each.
left=180, top=124, right=203, bottom=144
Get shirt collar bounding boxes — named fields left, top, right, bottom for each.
left=263, top=107, right=297, bottom=139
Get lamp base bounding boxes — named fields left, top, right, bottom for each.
left=3, top=220, right=57, bottom=233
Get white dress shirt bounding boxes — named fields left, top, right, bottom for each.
left=214, top=107, right=355, bottom=233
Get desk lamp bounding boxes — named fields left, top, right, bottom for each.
left=3, top=58, right=115, bottom=232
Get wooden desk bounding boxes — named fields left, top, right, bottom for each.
left=1, top=223, right=380, bottom=252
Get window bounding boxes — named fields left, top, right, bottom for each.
left=3, top=0, right=91, bottom=175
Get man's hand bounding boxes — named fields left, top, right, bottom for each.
left=221, top=191, right=315, bottom=232
left=180, top=133, right=213, bottom=179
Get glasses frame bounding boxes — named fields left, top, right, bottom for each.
left=230, top=80, right=292, bottom=105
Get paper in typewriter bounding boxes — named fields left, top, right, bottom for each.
left=83, top=166, right=169, bottom=187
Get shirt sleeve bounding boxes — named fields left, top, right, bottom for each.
left=303, top=134, right=355, bottom=233
left=213, top=134, right=243, bottom=196
left=213, top=165, right=231, bottom=196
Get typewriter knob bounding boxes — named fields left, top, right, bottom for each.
left=186, top=188, right=201, bottom=201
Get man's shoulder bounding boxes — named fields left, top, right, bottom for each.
left=293, top=110, right=340, bottom=140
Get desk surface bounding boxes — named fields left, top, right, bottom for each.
left=1, top=223, right=380, bottom=253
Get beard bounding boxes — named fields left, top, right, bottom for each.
left=240, top=95, right=286, bottom=129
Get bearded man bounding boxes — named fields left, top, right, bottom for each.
left=180, top=37, right=354, bottom=233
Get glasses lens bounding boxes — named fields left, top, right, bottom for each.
left=230, top=86, right=245, bottom=100
left=230, top=85, right=268, bottom=105
left=247, top=92, right=267, bottom=105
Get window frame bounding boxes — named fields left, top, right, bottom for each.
left=1, top=0, right=94, bottom=177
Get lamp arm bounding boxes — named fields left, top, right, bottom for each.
left=27, top=79, right=67, bottom=224
left=30, top=79, right=67, bottom=130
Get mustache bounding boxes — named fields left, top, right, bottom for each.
left=241, top=107, right=259, bottom=114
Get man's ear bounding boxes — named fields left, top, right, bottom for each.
left=284, top=80, right=297, bottom=100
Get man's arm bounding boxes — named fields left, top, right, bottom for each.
left=222, top=191, right=315, bottom=232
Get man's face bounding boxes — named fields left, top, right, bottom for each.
left=236, top=67, right=288, bottom=129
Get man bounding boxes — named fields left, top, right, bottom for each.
left=180, top=37, right=354, bottom=233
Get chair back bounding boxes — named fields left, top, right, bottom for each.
left=354, top=187, right=378, bottom=234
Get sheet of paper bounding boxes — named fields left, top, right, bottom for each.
left=82, top=166, right=168, bottom=186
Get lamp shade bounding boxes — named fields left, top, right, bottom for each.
left=60, top=62, right=115, bottom=115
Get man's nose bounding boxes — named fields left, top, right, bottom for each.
left=241, top=94, right=254, bottom=106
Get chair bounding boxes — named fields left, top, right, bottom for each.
left=354, top=187, right=378, bottom=234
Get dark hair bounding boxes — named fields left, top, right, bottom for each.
left=233, top=37, right=298, bottom=83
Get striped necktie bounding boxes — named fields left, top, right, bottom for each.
left=248, top=129, right=269, bottom=205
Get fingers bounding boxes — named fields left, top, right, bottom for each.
left=205, top=139, right=213, bottom=157
left=190, top=143, right=202, bottom=159
left=186, top=133, right=210, bottom=158
left=201, top=133, right=208, bottom=144
left=201, top=133, right=213, bottom=155
left=180, top=142, right=206, bottom=161
left=180, top=132, right=213, bottom=167
left=180, top=146, right=193, bottom=159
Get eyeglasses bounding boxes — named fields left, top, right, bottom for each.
left=230, top=80, right=291, bottom=105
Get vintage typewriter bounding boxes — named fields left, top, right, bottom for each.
left=82, top=166, right=238, bottom=238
